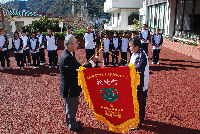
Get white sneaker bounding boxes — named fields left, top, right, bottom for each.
left=54, top=66, right=57, bottom=69
left=34, top=67, right=37, bottom=69
left=40, top=63, right=43, bottom=65
left=18, top=67, right=21, bottom=70
left=157, top=62, right=159, bottom=65
left=152, top=62, right=154, bottom=64
left=21, top=67, right=23, bottom=70
left=49, top=66, right=52, bottom=69
left=37, top=66, right=39, bottom=69
left=28, top=63, right=31, bottom=66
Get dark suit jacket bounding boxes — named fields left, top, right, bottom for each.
left=59, top=49, right=92, bottom=98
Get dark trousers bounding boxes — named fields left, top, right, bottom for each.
left=112, top=51, right=119, bottom=65
left=0, top=51, right=6, bottom=68
left=31, top=53, right=40, bottom=67
left=5, top=50, right=10, bottom=68
left=23, top=50, right=31, bottom=64
left=39, top=48, right=45, bottom=63
left=141, top=43, right=149, bottom=56
left=103, top=52, right=109, bottom=66
left=63, top=97, right=79, bottom=129
left=48, top=50, right=58, bottom=67
left=137, top=88, right=148, bottom=124
left=85, top=49, right=95, bottom=61
left=121, top=52, right=127, bottom=66
left=152, top=49, right=160, bottom=63
left=15, top=53, right=24, bottom=68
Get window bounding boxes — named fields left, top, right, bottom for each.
left=118, top=13, right=120, bottom=20
left=128, top=12, right=139, bottom=25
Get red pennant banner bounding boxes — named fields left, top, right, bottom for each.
left=78, top=64, right=140, bottom=133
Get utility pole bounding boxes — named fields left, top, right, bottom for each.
left=72, top=0, right=76, bottom=27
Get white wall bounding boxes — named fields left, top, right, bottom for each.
left=10, top=16, right=41, bottom=33
left=104, top=0, right=113, bottom=12
left=105, top=9, right=139, bottom=30
left=112, top=0, right=143, bottom=8
left=104, top=0, right=143, bottom=13
left=166, top=0, right=176, bottom=37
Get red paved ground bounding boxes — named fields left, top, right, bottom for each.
left=0, top=44, right=200, bottom=134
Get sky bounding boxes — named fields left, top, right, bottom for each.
left=0, top=0, right=28, bottom=4
left=0, top=0, right=12, bottom=4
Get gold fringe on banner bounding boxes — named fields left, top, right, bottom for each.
left=78, top=64, right=140, bottom=133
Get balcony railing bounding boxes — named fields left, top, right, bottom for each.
left=104, top=0, right=143, bottom=13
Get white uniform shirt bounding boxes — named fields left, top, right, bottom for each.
left=30, top=38, right=39, bottom=53
left=65, top=33, right=72, bottom=37
left=121, top=38, right=128, bottom=52
left=152, top=34, right=162, bottom=50
left=37, top=34, right=45, bottom=48
left=130, top=50, right=149, bottom=91
left=0, top=35, right=7, bottom=51
left=103, top=38, right=110, bottom=52
left=84, top=32, right=94, bottom=49
left=13, top=38, right=23, bottom=53
left=141, top=29, right=149, bottom=43
left=46, top=35, right=57, bottom=51
left=20, top=35, right=29, bottom=50
left=112, top=38, right=119, bottom=51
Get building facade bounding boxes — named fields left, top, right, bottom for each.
left=104, top=0, right=143, bottom=30
left=145, top=0, right=200, bottom=39
left=2, top=9, right=41, bottom=33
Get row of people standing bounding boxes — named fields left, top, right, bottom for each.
left=84, top=26, right=131, bottom=66
left=0, top=28, right=58, bottom=70
left=140, top=24, right=163, bottom=64
left=83, top=24, right=163, bottom=67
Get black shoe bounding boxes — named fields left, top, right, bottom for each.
left=70, top=126, right=84, bottom=132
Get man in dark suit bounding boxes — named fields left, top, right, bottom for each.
left=59, top=35, right=98, bottom=132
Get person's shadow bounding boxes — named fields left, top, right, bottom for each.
left=80, top=126, right=113, bottom=134
left=2, top=65, right=60, bottom=77
left=139, top=119, right=200, bottom=134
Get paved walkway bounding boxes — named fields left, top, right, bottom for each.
left=0, top=43, right=200, bottom=134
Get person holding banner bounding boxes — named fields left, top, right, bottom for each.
left=59, top=35, right=98, bottom=132
left=128, top=37, right=149, bottom=128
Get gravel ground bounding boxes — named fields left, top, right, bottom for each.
left=0, top=44, right=200, bottom=134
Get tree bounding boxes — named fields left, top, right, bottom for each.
left=24, top=16, right=66, bottom=35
